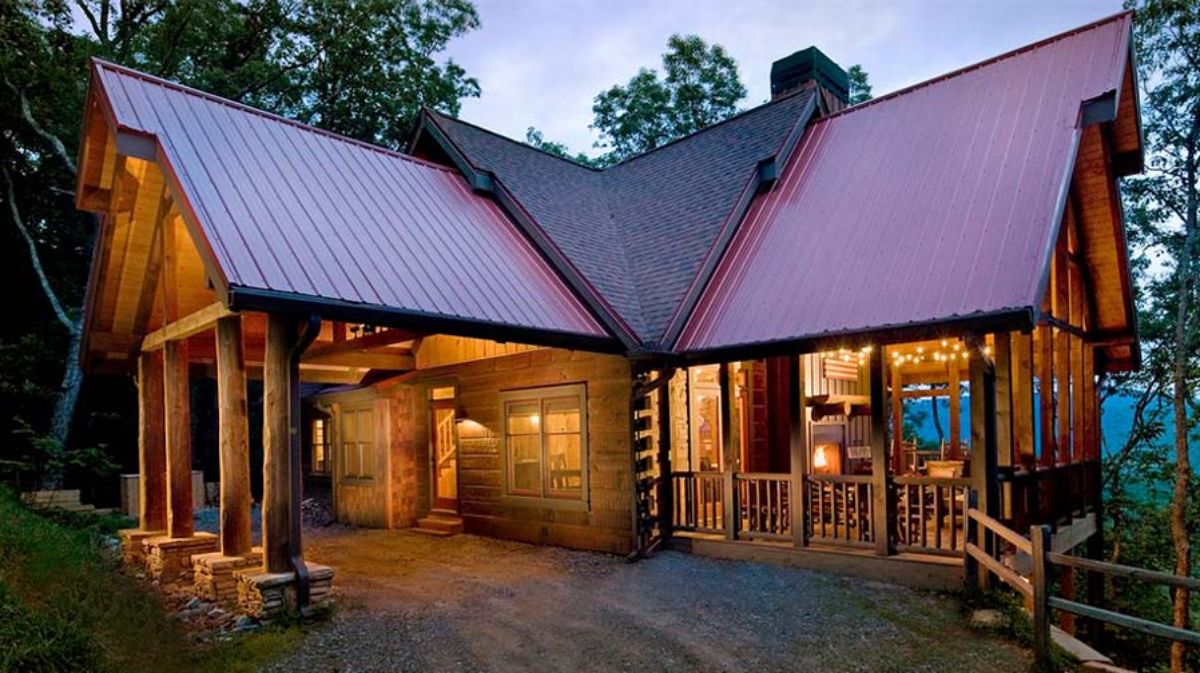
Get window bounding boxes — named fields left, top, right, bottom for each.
left=340, top=406, right=375, bottom=479
left=501, top=384, right=587, bottom=505
left=311, top=418, right=330, bottom=475
left=689, top=366, right=723, bottom=472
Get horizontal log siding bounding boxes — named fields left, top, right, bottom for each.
left=403, top=348, right=634, bottom=554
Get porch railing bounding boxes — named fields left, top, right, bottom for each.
left=671, top=471, right=724, bottom=534
left=805, top=474, right=873, bottom=547
left=737, top=473, right=791, bottom=540
left=893, top=476, right=970, bottom=555
left=999, top=461, right=1099, bottom=533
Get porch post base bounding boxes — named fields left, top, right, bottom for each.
left=235, top=562, right=334, bottom=619
left=118, top=528, right=165, bottom=567
left=143, top=532, right=218, bottom=590
left=193, top=548, right=263, bottom=603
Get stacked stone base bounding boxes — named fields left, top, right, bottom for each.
left=236, top=562, right=334, bottom=619
left=193, top=548, right=264, bottom=603
left=143, top=532, right=218, bottom=590
left=118, top=528, right=164, bottom=566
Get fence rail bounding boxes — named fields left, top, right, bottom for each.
left=965, top=505, right=1200, bottom=667
left=671, top=472, right=724, bottom=534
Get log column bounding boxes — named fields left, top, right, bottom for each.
left=262, top=314, right=293, bottom=573
left=868, top=347, right=892, bottom=556
left=788, top=355, right=808, bottom=548
left=217, top=316, right=252, bottom=556
left=138, top=350, right=167, bottom=531
left=164, top=339, right=193, bottom=539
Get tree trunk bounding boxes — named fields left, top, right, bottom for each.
left=1168, top=112, right=1198, bottom=673
left=42, top=324, right=83, bottom=489
left=930, top=395, right=944, bottom=445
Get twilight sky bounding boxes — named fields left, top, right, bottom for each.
left=442, top=0, right=1125, bottom=156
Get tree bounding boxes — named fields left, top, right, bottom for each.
left=1119, top=2, right=1199, bottom=670
left=0, top=0, right=479, bottom=487
left=847, top=64, right=872, bottom=105
left=524, top=127, right=603, bottom=168
left=591, top=34, right=746, bottom=163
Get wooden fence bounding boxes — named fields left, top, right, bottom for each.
left=965, top=506, right=1200, bottom=667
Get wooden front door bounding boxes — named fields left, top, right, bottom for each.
left=431, top=401, right=458, bottom=511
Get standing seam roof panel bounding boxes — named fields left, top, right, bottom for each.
left=92, top=62, right=607, bottom=338
left=678, top=13, right=1131, bottom=352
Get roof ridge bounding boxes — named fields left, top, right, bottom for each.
left=604, top=88, right=813, bottom=170
left=816, top=9, right=1133, bottom=123
left=91, top=58, right=458, bottom=174
left=426, top=109, right=605, bottom=172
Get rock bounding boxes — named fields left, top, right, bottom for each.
left=184, top=596, right=205, bottom=610
left=969, top=608, right=1007, bottom=629
left=208, top=607, right=227, bottom=619
left=234, top=614, right=259, bottom=629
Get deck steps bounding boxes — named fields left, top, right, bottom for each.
left=414, top=513, right=463, bottom=536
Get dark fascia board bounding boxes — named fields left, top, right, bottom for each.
left=415, top=112, right=643, bottom=354
left=678, top=308, right=1035, bottom=366
left=227, top=285, right=623, bottom=355
left=658, top=93, right=818, bottom=350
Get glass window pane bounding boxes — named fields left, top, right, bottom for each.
left=544, top=398, right=580, bottom=433
left=507, top=402, right=541, bottom=435
left=547, top=434, right=582, bottom=496
left=693, top=390, right=721, bottom=472
left=509, top=435, right=541, bottom=493
left=431, top=386, right=455, bottom=401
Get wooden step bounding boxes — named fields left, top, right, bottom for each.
left=415, top=514, right=463, bottom=536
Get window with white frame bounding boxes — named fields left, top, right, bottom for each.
left=340, top=406, right=375, bottom=479
left=501, top=384, right=587, bottom=504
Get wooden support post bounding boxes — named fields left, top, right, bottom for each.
left=656, top=369, right=673, bottom=544
left=994, top=336, right=1014, bottom=520
left=137, top=350, right=167, bottom=532
left=719, top=363, right=736, bottom=540
left=163, top=339, right=193, bottom=539
left=262, top=314, right=294, bottom=573
left=868, top=348, right=892, bottom=556
left=890, top=361, right=904, bottom=473
left=949, top=358, right=962, bottom=459
left=1037, top=323, right=1056, bottom=467
left=788, top=356, right=808, bottom=548
left=216, top=315, right=252, bottom=557
left=1031, top=525, right=1052, bottom=669
left=1011, top=332, right=1035, bottom=466
left=1060, top=562, right=1078, bottom=634
left=969, top=344, right=999, bottom=585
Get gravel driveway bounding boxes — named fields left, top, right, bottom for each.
left=263, top=526, right=1029, bottom=673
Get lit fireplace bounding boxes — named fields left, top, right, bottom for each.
left=811, top=425, right=844, bottom=475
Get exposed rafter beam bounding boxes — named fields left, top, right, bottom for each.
left=141, top=301, right=232, bottom=351
left=303, top=327, right=420, bottom=364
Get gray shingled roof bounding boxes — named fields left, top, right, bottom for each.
left=426, top=90, right=814, bottom=346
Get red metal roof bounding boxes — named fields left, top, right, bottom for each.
left=90, top=61, right=608, bottom=341
left=678, top=12, right=1132, bottom=354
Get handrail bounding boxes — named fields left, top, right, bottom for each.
left=806, top=474, right=872, bottom=484
left=968, top=508, right=1032, bottom=554
left=1046, top=553, right=1200, bottom=591
left=893, top=475, right=972, bottom=487
left=737, top=472, right=790, bottom=481
left=965, top=506, right=1200, bottom=667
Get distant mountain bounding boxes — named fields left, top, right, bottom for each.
left=904, top=392, right=1198, bottom=468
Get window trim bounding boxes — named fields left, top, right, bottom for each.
left=499, top=383, right=588, bottom=511
left=311, top=417, right=331, bottom=475
left=339, top=404, right=376, bottom=483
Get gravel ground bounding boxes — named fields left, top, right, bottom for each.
left=258, top=526, right=1029, bottom=673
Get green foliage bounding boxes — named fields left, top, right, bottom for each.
left=0, top=487, right=306, bottom=673
left=0, top=0, right=481, bottom=485
left=2, top=419, right=119, bottom=490
left=524, top=127, right=605, bottom=168
left=847, top=64, right=872, bottom=105
left=591, top=34, right=746, bottom=163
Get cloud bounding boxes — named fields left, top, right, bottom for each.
left=444, top=0, right=1123, bottom=156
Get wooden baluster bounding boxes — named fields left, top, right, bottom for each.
left=920, top=484, right=929, bottom=549
left=935, top=484, right=944, bottom=550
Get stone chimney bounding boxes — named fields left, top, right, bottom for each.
left=770, top=46, right=849, bottom=114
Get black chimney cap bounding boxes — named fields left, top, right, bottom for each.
left=770, top=46, right=849, bottom=103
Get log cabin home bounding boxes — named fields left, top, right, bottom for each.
left=76, top=11, right=1141, bottom=613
